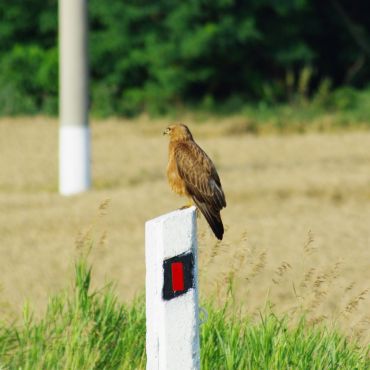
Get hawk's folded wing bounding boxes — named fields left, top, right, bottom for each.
left=174, top=141, right=226, bottom=239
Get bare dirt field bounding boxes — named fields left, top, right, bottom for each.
left=0, top=117, right=369, bottom=342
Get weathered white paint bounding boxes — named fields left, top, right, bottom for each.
left=145, top=206, right=200, bottom=370
left=59, top=0, right=90, bottom=195
left=59, top=125, right=91, bottom=196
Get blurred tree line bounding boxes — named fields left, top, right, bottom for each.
left=0, top=0, right=369, bottom=116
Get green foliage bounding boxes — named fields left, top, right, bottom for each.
left=331, top=87, right=359, bottom=111
left=0, top=45, right=58, bottom=115
left=0, top=1, right=369, bottom=116
left=0, top=0, right=58, bottom=115
left=0, top=258, right=369, bottom=369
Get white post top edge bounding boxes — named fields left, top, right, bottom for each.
left=145, top=206, right=197, bottom=261
left=146, top=206, right=196, bottom=225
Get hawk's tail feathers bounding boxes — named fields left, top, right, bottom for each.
left=193, top=199, right=224, bottom=240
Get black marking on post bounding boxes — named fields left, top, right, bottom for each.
left=162, top=252, right=194, bottom=301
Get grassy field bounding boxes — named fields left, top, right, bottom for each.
left=0, top=116, right=370, bottom=350
left=0, top=257, right=369, bottom=369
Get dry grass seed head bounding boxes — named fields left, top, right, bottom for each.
left=246, top=251, right=267, bottom=282
left=343, top=289, right=369, bottom=316
left=98, top=198, right=111, bottom=217
left=345, top=282, right=356, bottom=293
left=75, top=226, right=93, bottom=252
left=303, top=229, right=315, bottom=254
left=210, top=240, right=222, bottom=260
left=228, top=240, right=249, bottom=275
left=301, top=262, right=342, bottom=312
left=307, top=289, right=328, bottom=312
left=75, top=200, right=111, bottom=255
left=272, top=261, right=292, bottom=285
left=307, top=315, right=328, bottom=326
left=350, top=315, right=370, bottom=342
left=313, top=261, right=341, bottom=289
left=98, top=230, right=108, bottom=249
left=299, top=267, right=316, bottom=289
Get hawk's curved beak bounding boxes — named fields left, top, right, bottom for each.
left=163, top=128, right=170, bottom=135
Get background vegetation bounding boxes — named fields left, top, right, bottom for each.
left=0, top=0, right=369, bottom=117
left=1, top=1, right=370, bottom=366
left=1, top=118, right=369, bottom=341
left=1, top=257, right=369, bottom=369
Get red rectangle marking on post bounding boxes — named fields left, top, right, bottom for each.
left=171, top=262, right=184, bottom=292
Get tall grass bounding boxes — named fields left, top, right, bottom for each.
left=0, top=260, right=145, bottom=369
left=0, top=258, right=369, bottom=369
left=201, top=304, right=369, bottom=369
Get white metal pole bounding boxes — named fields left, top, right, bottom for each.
left=59, top=0, right=90, bottom=196
left=145, top=206, right=200, bottom=370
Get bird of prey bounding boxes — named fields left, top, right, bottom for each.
left=163, top=124, right=226, bottom=240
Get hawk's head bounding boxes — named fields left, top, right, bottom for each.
left=163, top=124, right=193, bottom=141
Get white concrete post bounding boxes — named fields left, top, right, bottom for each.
left=145, top=206, right=200, bottom=370
left=58, top=0, right=90, bottom=195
